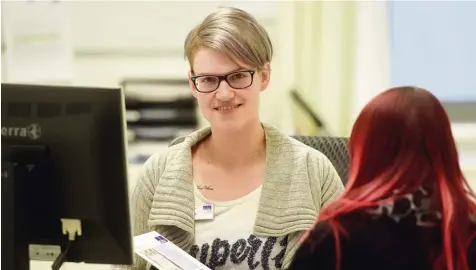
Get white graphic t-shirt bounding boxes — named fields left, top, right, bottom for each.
left=190, top=184, right=288, bottom=270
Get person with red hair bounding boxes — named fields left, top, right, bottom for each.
left=289, top=86, right=476, bottom=270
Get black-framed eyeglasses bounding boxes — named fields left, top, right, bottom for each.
left=190, top=70, right=256, bottom=93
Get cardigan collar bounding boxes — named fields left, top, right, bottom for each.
left=148, top=123, right=315, bottom=247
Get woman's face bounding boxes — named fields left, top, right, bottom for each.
left=189, top=47, right=270, bottom=133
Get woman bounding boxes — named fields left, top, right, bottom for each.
left=289, top=87, right=476, bottom=270
left=115, top=7, right=344, bottom=270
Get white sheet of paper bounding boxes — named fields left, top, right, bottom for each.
left=134, top=231, right=210, bottom=270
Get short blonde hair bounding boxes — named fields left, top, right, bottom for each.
left=184, top=7, right=273, bottom=73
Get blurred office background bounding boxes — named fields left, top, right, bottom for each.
left=1, top=1, right=475, bottom=269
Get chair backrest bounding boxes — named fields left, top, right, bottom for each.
left=168, top=135, right=350, bottom=184
left=292, top=136, right=350, bottom=184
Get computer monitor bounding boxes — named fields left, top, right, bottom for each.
left=1, top=83, right=133, bottom=270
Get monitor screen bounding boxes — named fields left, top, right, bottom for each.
left=1, top=83, right=133, bottom=270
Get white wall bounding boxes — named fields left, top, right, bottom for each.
left=388, top=1, right=476, bottom=101
left=351, top=1, right=390, bottom=120
left=69, top=2, right=274, bottom=85
left=386, top=1, right=476, bottom=189
left=452, top=124, right=476, bottom=190
left=2, top=1, right=293, bottom=132
left=350, top=1, right=476, bottom=191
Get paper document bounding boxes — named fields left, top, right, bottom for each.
left=134, top=231, right=211, bottom=270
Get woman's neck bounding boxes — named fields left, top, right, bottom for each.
left=204, top=122, right=266, bottom=168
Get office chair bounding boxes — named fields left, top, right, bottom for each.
left=291, top=136, right=349, bottom=185
left=168, top=135, right=350, bottom=185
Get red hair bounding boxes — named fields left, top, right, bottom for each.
left=317, top=87, right=476, bottom=270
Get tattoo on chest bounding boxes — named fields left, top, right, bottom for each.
left=197, top=185, right=214, bottom=191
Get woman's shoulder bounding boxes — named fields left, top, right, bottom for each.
left=302, top=212, right=364, bottom=243
left=289, top=215, right=361, bottom=270
left=138, top=132, right=200, bottom=188
left=146, top=126, right=213, bottom=170
left=297, top=211, right=410, bottom=257
left=304, top=211, right=395, bottom=245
